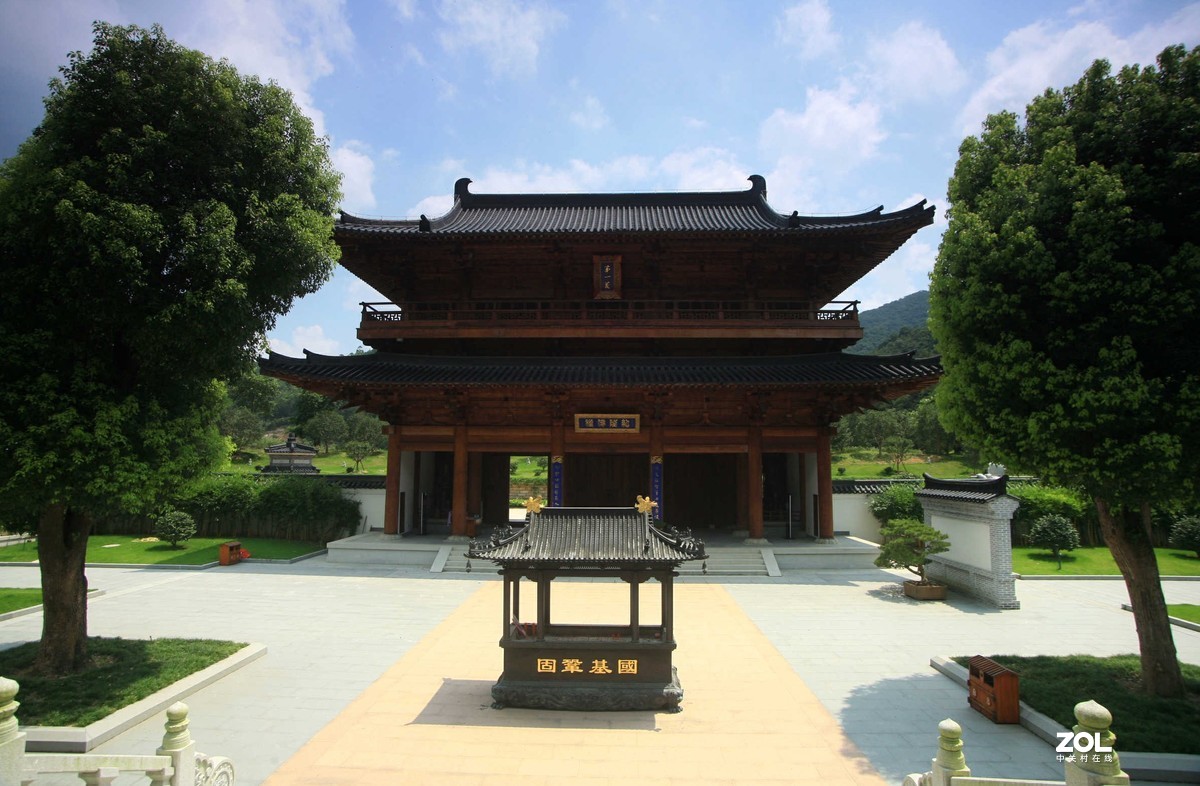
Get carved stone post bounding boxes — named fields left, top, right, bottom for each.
left=0, top=677, right=26, bottom=786
left=1064, top=700, right=1129, bottom=785
left=929, top=718, right=971, bottom=786
left=158, top=702, right=196, bottom=786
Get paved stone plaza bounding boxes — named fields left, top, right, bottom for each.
left=0, top=559, right=1197, bottom=784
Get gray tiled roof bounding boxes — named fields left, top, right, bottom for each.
left=467, top=507, right=706, bottom=567
left=337, top=175, right=934, bottom=237
left=260, top=350, right=942, bottom=388
left=916, top=474, right=1009, bottom=503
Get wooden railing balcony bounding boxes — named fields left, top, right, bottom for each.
left=359, top=299, right=861, bottom=342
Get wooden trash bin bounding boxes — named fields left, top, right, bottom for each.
left=219, top=541, right=243, bottom=566
left=968, top=655, right=1019, bottom=723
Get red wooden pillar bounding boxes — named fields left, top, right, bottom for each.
left=747, top=425, right=764, bottom=540
left=468, top=452, right=483, bottom=530
left=452, top=425, right=468, bottom=537
left=383, top=426, right=402, bottom=535
left=817, top=428, right=835, bottom=540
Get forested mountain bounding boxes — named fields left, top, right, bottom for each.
left=849, top=290, right=931, bottom=354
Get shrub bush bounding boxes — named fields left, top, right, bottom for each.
left=1010, top=484, right=1095, bottom=544
left=867, top=483, right=922, bottom=525
left=155, top=509, right=197, bottom=548
left=1028, top=514, right=1081, bottom=569
left=1170, top=516, right=1200, bottom=559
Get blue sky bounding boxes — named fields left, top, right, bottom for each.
left=3, top=0, right=1197, bottom=356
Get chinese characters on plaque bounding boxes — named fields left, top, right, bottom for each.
left=536, top=657, right=639, bottom=675
left=593, top=255, right=621, bottom=299
left=575, top=414, right=640, bottom=433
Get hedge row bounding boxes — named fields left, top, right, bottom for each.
left=92, top=474, right=360, bottom=543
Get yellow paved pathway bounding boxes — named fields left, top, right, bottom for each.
left=264, top=582, right=887, bottom=786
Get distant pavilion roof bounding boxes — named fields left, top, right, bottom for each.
left=467, top=507, right=707, bottom=568
left=259, top=350, right=942, bottom=389
left=336, top=175, right=935, bottom=239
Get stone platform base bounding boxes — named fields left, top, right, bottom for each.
left=491, top=668, right=683, bottom=712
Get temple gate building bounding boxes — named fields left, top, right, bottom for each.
left=261, top=175, right=940, bottom=540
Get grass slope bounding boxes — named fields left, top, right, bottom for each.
left=0, top=588, right=42, bottom=614
left=0, top=637, right=245, bottom=726
left=953, top=654, right=1200, bottom=755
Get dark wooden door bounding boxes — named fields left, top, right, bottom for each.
left=564, top=454, right=649, bottom=507
left=663, top=454, right=737, bottom=530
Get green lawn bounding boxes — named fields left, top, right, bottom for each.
left=833, top=456, right=977, bottom=479
left=228, top=448, right=389, bottom=475
left=0, top=588, right=42, bottom=614
left=1168, top=604, right=1200, bottom=624
left=953, top=654, right=1200, bottom=755
left=0, top=637, right=244, bottom=726
left=1013, top=547, right=1200, bottom=576
left=0, top=536, right=324, bottom=565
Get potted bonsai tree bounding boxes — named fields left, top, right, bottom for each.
left=874, top=517, right=951, bottom=600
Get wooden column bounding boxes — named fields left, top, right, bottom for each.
left=410, top=451, right=423, bottom=532
left=797, top=452, right=810, bottom=537
left=735, top=455, right=748, bottom=532
left=468, top=452, right=483, bottom=521
left=817, top=429, right=835, bottom=541
left=452, top=424, right=468, bottom=537
left=383, top=426, right=402, bottom=535
left=747, top=425, right=764, bottom=540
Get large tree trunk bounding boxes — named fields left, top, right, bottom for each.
left=34, top=504, right=91, bottom=675
left=1095, top=496, right=1184, bottom=697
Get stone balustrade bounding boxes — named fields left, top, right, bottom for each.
left=902, top=699, right=1129, bottom=786
left=0, top=676, right=235, bottom=785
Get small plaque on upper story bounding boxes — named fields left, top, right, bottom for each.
left=575, top=414, right=640, bottom=433
left=593, top=254, right=621, bottom=299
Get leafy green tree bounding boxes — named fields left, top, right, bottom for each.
left=219, top=405, right=265, bottom=455
left=343, top=441, right=379, bottom=472
left=930, top=45, right=1199, bottom=696
left=0, top=24, right=340, bottom=674
left=295, top=390, right=340, bottom=433
left=1028, top=514, right=1081, bottom=569
left=305, top=410, right=348, bottom=454
left=345, top=411, right=386, bottom=449
left=227, top=370, right=282, bottom=419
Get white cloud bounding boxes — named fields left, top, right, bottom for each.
left=840, top=235, right=938, bottom=311
left=269, top=324, right=341, bottom=356
left=570, top=95, right=610, bottom=130
left=411, top=193, right=455, bottom=218
left=331, top=140, right=377, bottom=213
left=760, top=86, right=886, bottom=173
left=866, top=21, right=966, bottom=105
left=956, top=6, right=1200, bottom=136
left=391, top=0, right=418, bottom=20
left=344, top=278, right=389, bottom=311
left=437, top=0, right=565, bottom=78
left=777, top=0, right=840, bottom=61
left=657, top=149, right=749, bottom=192
left=182, top=0, right=355, bottom=136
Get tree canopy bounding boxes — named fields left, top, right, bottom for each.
left=930, top=44, right=1200, bottom=696
left=0, top=23, right=341, bottom=673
